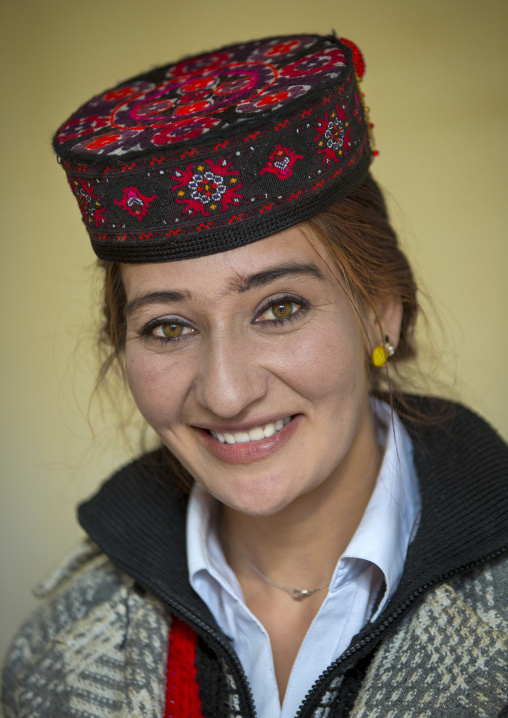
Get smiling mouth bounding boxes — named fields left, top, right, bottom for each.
left=209, top=417, right=292, bottom=444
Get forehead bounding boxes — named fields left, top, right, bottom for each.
left=121, top=225, right=335, bottom=297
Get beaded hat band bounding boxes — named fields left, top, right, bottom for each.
left=53, top=34, right=374, bottom=263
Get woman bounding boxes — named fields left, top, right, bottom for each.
left=2, top=34, right=507, bottom=718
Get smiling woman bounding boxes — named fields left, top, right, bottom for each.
left=122, top=227, right=384, bottom=521
left=3, top=34, right=508, bottom=718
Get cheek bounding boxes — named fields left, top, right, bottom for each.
left=124, top=349, right=189, bottom=430
left=268, top=314, right=367, bottom=404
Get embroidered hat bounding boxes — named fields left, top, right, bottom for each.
left=53, top=34, right=374, bottom=263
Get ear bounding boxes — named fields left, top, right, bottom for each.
left=366, top=297, right=403, bottom=353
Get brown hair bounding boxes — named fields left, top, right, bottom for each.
left=302, top=173, right=418, bottom=396
left=96, top=173, right=420, bottom=490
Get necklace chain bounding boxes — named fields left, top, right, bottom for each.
left=224, top=536, right=330, bottom=600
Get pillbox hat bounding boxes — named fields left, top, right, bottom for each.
left=53, top=33, right=374, bottom=263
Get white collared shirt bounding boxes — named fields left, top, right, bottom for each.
left=187, top=400, right=421, bottom=718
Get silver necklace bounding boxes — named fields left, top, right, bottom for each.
left=224, top=536, right=330, bottom=600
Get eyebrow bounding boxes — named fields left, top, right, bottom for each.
left=125, top=290, right=191, bottom=317
left=125, top=262, right=326, bottom=316
left=230, top=262, right=325, bottom=293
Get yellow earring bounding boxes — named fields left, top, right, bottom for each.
left=371, top=336, right=395, bottom=368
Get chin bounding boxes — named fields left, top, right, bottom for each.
left=224, top=495, right=291, bottom=518
left=214, top=469, right=309, bottom=518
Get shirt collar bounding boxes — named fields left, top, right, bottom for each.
left=187, top=480, right=242, bottom=598
left=334, top=398, right=421, bottom=617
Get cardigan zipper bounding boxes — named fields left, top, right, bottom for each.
left=293, top=547, right=507, bottom=718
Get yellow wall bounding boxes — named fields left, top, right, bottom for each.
left=1, top=0, right=507, bottom=658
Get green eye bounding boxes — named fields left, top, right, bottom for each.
left=272, top=301, right=294, bottom=319
left=161, top=323, right=184, bottom=338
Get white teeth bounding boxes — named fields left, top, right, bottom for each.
left=248, top=427, right=265, bottom=441
left=210, top=417, right=292, bottom=444
left=263, top=423, right=276, bottom=437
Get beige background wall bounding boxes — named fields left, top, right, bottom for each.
left=1, top=0, right=507, bottom=659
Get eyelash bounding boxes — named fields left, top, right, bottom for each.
left=137, top=318, right=194, bottom=346
left=255, top=294, right=309, bottom=326
left=137, top=294, right=309, bottom=346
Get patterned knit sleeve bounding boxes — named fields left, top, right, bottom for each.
left=1, top=542, right=169, bottom=718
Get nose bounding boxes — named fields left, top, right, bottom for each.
left=194, top=330, right=268, bottom=419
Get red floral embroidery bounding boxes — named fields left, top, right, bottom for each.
left=58, top=38, right=360, bottom=158
left=314, top=106, right=352, bottom=164
left=103, top=85, right=140, bottom=102
left=247, top=36, right=315, bottom=63
left=73, top=129, right=143, bottom=156
left=179, top=77, right=218, bottom=93
left=260, top=145, right=303, bottom=180
left=169, top=51, right=233, bottom=78
left=114, top=187, right=156, bottom=220
left=266, top=40, right=302, bottom=56
left=281, top=48, right=346, bottom=78
left=236, top=83, right=309, bottom=114
left=84, top=133, right=122, bottom=151
left=174, top=100, right=214, bottom=117
left=172, top=158, right=244, bottom=217
left=152, top=116, right=220, bottom=145
left=56, top=114, right=110, bottom=143
left=71, top=178, right=107, bottom=227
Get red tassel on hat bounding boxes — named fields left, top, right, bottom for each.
left=339, top=37, right=366, bottom=78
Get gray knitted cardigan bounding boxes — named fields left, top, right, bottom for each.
left=3, top=398, right=508, bottom=718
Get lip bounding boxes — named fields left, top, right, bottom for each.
left=195, top=414, right=302, bottom=464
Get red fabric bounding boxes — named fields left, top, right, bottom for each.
left=339, top=37, right=366, bottom=78
left=164, top=617, right=203, bottom=718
